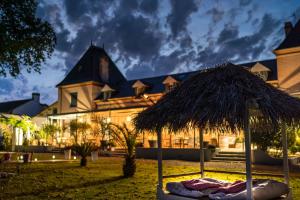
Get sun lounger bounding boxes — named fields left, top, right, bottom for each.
left=164, top=179, right=290, bottom=200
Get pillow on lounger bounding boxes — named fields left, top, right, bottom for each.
left=252, top=179, right=289, bottom=200
left=166, top=182, right=204, bottom=198
left=208, top=179, right=289, bottom=200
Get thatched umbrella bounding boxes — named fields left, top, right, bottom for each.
left=134, top=63, right=300, bottom=199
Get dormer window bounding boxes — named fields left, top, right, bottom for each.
left=163, top=76, right=179, bottom=93
left=250, top=62, right=270, bottom=81
left=132, top=80, right=147, bottom=97
left=101, top=84, right=114, bottom=101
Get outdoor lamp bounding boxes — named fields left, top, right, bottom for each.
left=143, top=94, right=149, bottom=99
left=20, top=155, right=23, bottom=160
left=34, top=158, right=38, bottom=162
left=106, top=117, right=111, bottom=123
left=73, top=156, right=77, bottom=160
left=52, top=155, right=55, bottom=159
left=126, top=116, right=131, bottom=122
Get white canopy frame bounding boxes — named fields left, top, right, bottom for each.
left=156, top=103, right=292, bottom=200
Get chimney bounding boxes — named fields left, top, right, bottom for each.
left=32, top=93, right=40, bottom=102
left=284, top=21, right=293, bottom=36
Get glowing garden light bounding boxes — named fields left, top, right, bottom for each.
left=73, top=156, right=77, bottom=160
left=52, top=155, right=55, bottom=159
left=34, top=158, right=38, bottom=162
left=126, top=116, right=131, bottom=122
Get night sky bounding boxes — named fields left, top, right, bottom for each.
left=0, top=0, right=300, bottom=105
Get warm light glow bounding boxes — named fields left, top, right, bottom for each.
left=52, top=155, right=55, bottom=159
left=20, top=155, right=23, bottom=160
left=34, top=158, right=38, bottom=161
left=106, top=117, right=111, bottom=123
left=73, top=156, right=77, bottom=160
left=126, top=116, right=131, bottom=122
left=143, top=94, right=149, bottom=99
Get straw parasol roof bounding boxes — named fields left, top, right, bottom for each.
left=134, top=63, right=300, bottom=132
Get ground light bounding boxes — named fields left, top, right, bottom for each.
left=34, top=158, right=38, bottom=162
left=73, top=156, right=77, bottom=160
left=52, top=155, right=55, bottom=159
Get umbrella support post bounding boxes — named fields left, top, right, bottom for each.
left=282, top=123, right=292, bottom=199
left=199, top=128, right=204, bottom=178
left=157, top=129, right=163, bottom=195
left=244, top=102, right=253, bottom=200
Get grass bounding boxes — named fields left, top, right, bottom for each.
left=0, top=157, right=299, bottom=199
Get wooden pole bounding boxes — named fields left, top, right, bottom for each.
left=157, top=129, right=163, bottom=190
left=199, top=128, right=204, bottom=178
left=244, top=101, right=253, bottom=200
left=282, top=123, right=290, bottom=187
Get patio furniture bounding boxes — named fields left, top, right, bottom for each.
left=134, top=63, right=299, bottom=200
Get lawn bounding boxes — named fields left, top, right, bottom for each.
left=0, top=157, right=299, bottom=199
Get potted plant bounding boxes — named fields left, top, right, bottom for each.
left=72, top=142, right=94, bottom=167
left=108, top=140, right=116, bottom=151
left=100, top=140, right=108, bottom=150
left=148, top=139, right=157, bottom=148
left=91, top=144, right=99, bottom=161
left=135, top=142, right=144, bottom=148
left=22, top=138, right=31, bottom=163
left=64, top=145, right=72, bottom=160
left=3, top=152, right=11, bottom=161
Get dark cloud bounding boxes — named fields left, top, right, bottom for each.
left=206, top=7, right=224, bottom=24
left=167, top=0, right=199, bottom=37
left=240, top=0, right=252, bottom=6
left=64, top=0, right=89, bottom=22
left=217, top=24, right=239, bottom=43
left=56, top=29, right=72, bottom=52
left=197, top=14, right=281, bottom=66
left=140, top=0, right=159, bottom=14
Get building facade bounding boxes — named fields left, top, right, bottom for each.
left=47, top=20, right=300, bottom=150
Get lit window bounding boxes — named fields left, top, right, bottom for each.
left=70, top=93, right=77, bottom=107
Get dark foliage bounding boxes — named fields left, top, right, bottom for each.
left=0, top=0, right=56, bottom=77
left=251, top=120, right=296, bottom=152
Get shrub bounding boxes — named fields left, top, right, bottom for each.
left=72, top=143, right=96, bottom=167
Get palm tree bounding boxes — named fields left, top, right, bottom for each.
left=72, top=142, right=96, bottom=166
left=70, top=120, right=91, bottom=144
left=108, top=123, right=138, bottom=177
left=41, top=123, right=59, bottom=145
